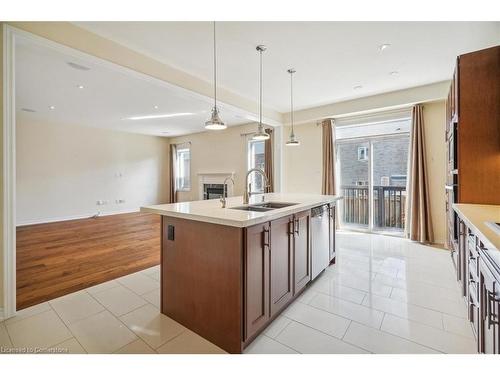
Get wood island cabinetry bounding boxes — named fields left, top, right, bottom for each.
left=245, top=210, right=311, bottom=342
left=151, top=195, right=340, bottom=354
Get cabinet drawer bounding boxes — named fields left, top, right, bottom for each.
left=469, top=301, right=479, bottom=337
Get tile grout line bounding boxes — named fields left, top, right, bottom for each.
left=309, top=288, right=465, bottom=335
left=378, top=312, right=472, bottom=354
left=154, top=328, right=188, bottom=353
left=258, top=335, right=301, bottom=354
left=340, top=320, right=353, bottom=340
left=112, top=335, right=156, bottom=354
left=48, top=301, right=89, bottom=354
left=3, top=321, right=15, bottom=349
left=279, top=314, right=368, bottom=353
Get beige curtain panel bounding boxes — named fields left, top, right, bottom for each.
left=264, top=128, right=274, bottom=193
left=321, top=119, right=337, bottom=195
left=406, top=104, right=434, bottom=243
left=169, top=144, right=177, bottom=203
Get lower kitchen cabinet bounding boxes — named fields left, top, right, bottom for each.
left=270, top=215, right=294, bottom=316
left=479, top=257, right=500, bottom=354
left=244, top=209, right=313, bottom=341
left=244, top=222, right=270, bottom=341
left=452, top=207, right=500, bottom=354
left=293, top=210, right=311, bottom=294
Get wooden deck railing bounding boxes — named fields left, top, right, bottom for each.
left=341, top=185, right=406, bottom=230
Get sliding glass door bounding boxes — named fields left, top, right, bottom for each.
left=371, top=137, right=409, bottom=232
left=336, top=119, right=410, bottom=234
left=337, top=140, right=370, bottom=230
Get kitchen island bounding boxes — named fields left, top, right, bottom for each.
left=142, top=193, right=341, bottom=353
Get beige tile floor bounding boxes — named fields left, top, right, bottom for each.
left=0, top=231, right=476, bottom=354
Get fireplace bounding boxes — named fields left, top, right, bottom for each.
left=203, top=184, right=226, bottom=200
left=198, top=172, right=235, bottom=200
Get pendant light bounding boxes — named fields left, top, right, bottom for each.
left=285, top=68, right=300, bottom=146
left=205, top=21, right=226, bottom=130
left=252, top=45, right=270, bottom=141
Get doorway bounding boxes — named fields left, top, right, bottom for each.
left=336, top=118, right=411, bottom=234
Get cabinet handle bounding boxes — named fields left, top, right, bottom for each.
left=328, top=206, right=333, bottom=218
left=295, top=219, right=300, bottom=235
left=487, top=290, right=499, bottom=328
left=263, top=227, right=270, bottom=249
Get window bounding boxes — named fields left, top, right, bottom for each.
left=357, top=146, right=369, bottom=161
left=176, top=146, right=191, bottom=191
left=247, top=140, right=265, bottom=193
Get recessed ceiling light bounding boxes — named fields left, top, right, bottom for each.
left=21, top=108, right=36, bottom=113
left=49, top=105, right=56, bottom=110
left=379, top=44, right=391, bottom=51
left=153, top=105, right=159, bottom=109
left=389, top=71, right=399, bottom=76
left=126, top=113, right=193, bottom=121
left=353, top=85, right=363, bottom=90
left=67, top=62, right=90, bottom=71
left=77, top=84, right=85, bottom=89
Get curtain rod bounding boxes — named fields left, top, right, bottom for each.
left=171, top=141, right=192, bottom=146
left=315, top=106, right=412, bottom=127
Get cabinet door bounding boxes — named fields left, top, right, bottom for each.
left=328, top=204, right=336, bottom=263
left=269, top=215, right=294, bottom=316
left=479, top=258, right=500, bottom=354
left=244, top=222, right=270, bottom=341
left=293, top=210, right=311, bottom=295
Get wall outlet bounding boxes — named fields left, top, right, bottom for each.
left=96, top=200, right=108, bottom=206
left=116, top=199, right=126, bottom=204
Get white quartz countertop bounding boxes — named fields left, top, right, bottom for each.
left=453, top=204, right=500, bottom=252
left=141, top=193, right=342, bottom=228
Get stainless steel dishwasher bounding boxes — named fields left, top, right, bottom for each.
left=311, top=205, right=330, bottom=280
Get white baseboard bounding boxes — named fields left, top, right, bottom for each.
left=16, top=207, right=142, bottom=227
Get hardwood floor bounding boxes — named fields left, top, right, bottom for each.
left=16, top=212, right=160, bottom=310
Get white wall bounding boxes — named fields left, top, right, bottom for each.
left=16, top=119, right=170, bottom=225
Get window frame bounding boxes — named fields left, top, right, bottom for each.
left=246, top=139, right=266, bottom=194
left=176, top=146, right=191, bottom=192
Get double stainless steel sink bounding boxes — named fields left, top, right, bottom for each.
left=230, top=202, right=299, bottom=212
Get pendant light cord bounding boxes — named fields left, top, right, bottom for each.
left=259, top=48, right=263, bottom=128
left=213, top=21, right=217, bottom=108
left=290, top=71, right=294, bottom=135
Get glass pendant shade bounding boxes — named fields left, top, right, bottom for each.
left=205, top=106, right=226, bottom=130
left=253, top=124, right=270, bottom=140
left=286, top=132, right=300, bottom=146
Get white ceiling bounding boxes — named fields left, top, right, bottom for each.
left=15, top=36, right=254, bottom=137
left=75, top=21, right=500, bottom=112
